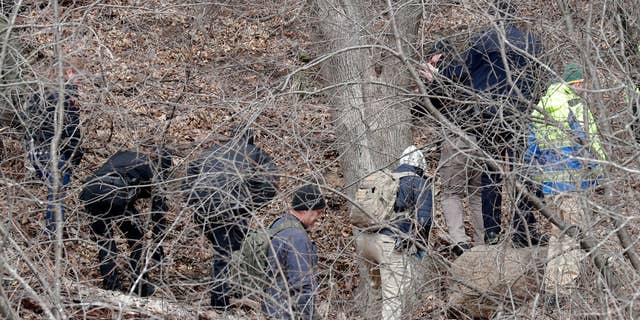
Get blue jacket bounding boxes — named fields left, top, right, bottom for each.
left=442, top=23, right=542, bottom=105
left=263, top=213, right=317, bottom=320
left=380, top=164, right=432, bottom=249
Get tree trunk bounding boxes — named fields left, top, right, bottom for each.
left=313, top=0, right=419, bottom=194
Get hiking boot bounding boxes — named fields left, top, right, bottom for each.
left=451, top=243, right=471, bottom=257
left=485, top=231, right=500, bottom=245
left=211, top=295, right=232, bottom=311
left=102, top=275, right=122, bottom=292
left=132, top=280, right=156, bottom=297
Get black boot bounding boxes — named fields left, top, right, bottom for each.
left=451, top=242, right=471, bottom=257
left=485, top=231, right=500, bottom=245
left=131, top=278, right=156, bottom=297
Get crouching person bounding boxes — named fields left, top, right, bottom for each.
left=184, top=127, right=279, bottom=310
left=79, top=148, right=171, bottom=297
left=352, top=145, right=433, bottom=320
left=262, top=184, right=326, bottom=320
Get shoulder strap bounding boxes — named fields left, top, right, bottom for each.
left=268, top=218, right=306, bottom=238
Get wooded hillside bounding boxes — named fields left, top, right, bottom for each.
left=1, top=0, right=640, bottom=319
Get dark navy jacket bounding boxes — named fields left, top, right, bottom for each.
left=442, top=23, right=542, bottom=105
left=26, top=85, right=83, bottom=165
left=184, top=135, right=279, bottom=222
left=263, top=213, right=317, bottom=320
left=380, top=164, right=433, bottom=249
left=439, top=23, right=543, bottom=140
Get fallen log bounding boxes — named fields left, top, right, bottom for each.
left=68, top=281, right=244, bottom=320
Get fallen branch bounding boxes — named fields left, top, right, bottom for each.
left=69, top=281, right=242, bottom=320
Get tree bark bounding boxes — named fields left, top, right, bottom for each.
left=313, top=0, right=419, bottom=194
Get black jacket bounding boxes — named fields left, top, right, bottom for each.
left=80, top=151, right=168, bottom=236
left=184, top=135, right=279, bottom=221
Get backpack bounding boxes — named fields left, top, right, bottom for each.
left=349, top=170, right=415, bottom=228
left=230, top=218, right=307, bottom=297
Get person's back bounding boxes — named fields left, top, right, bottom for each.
left=185, top=132, right=278, bottom=218
left=81, top=151, right=158, bottom=205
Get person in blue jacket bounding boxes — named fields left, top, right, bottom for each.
left=184, top=126, right=279, bottom=310
left=420, top=0, right=546, bottom=247
left=262, top=184, right=326, bottom=320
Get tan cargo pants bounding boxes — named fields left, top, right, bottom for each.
left=439, top=135, right=485, bottom=244
left=355, top=232, right=413, bottom=320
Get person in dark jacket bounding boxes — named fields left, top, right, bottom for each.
left=25, top=69, right=83, bottom=233
left=354, top=145, right=432, bottom=320
left=262, top=184, right=325, bottom=320
left=420, top=0, right=546, bottom=247
left=79, top=149, right=171, bottom=297
left=184, top=126, right=279, bottom=310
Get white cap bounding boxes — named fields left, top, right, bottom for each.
left=399, top=145, right=426, bottom=170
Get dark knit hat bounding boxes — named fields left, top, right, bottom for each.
left=291, top=184, right=326, bottom=211
left=562, top=63, right=584, bottom=84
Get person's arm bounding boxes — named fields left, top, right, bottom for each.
left=419, top=51, right=471, bottom=85
left=414, top=178, right=433, bottom=250
left=284, top=230, right=317, bottom=320
left=150, top=192, right=168, bottom=261
left=249, top=147, right=279, bottom=206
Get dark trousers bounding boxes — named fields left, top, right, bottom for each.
left=481, top=148, right=540, bottom=243
left=86, top=199, right=145, bottom=291
left=31, top=152, right=72, bottom=234
left=204, top=214, right=248, bottom=309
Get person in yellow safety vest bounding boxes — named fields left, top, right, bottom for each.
left=525, top=63, right=606, bottom=305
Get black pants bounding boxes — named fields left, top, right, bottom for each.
left=481, top=147, right=541, bottom=243
left=203, top=212, right=248, bottom=309
left=86, top=197, right=145, bottom=291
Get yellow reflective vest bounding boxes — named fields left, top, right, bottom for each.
left=526, top=83, right=605, bottom=194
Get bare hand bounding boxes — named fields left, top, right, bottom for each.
left=418, top=54, right=442, bottom=82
